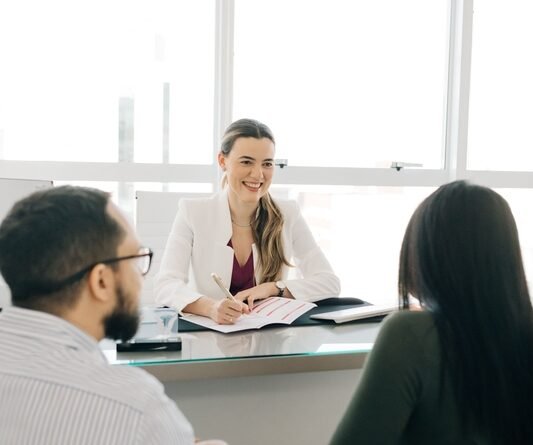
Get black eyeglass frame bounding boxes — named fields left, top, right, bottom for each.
left=45, top=247, right=154, bottom=292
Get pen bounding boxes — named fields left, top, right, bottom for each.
left=211, top=273, right=237, bottom=302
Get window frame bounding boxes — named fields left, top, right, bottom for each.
left=1, top=0, right=533, bottom=194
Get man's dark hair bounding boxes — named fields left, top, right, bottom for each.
left=0, top=185, right=125, bottom=311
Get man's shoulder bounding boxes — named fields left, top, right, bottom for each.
left=0, top=351, right=194, bottom=442
left=27, top=356, right=169, bottom=413
left=0, top=349, right=168, bottom=412
left=98, top=366, right=194, bottom=440
left=90, top=364, right=167, bottom=408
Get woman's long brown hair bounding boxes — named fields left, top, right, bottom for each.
left=220, top=118, right=291, bottom=283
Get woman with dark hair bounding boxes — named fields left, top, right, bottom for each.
left=331, top=180, right=533, bottom=444
left=155, top=118, right=340, bottom=323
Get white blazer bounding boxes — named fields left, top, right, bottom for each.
left=154, top=190, right=341, bottom=313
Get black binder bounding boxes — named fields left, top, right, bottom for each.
left=178, top=297, right=384, bottom=333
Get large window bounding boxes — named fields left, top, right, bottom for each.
left=466, top=0, right=533, bottom=289
left=496, top=189, right=533, bottom=284
left=53, top=181, right=213, bottom=220
left=0, top=0, right=215, bottom=164
left=468, top=0, right=533, bottom=171
left=1, top=1, right=533, bottom=305
left=233, top=0, right=449, bottom=169
left=271, top=185, right=433, bottom=306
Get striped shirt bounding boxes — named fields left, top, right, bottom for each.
left=0, top=307, right=194, bottom=445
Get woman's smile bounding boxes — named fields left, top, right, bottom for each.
left=242, top=181, right=262, bottom=192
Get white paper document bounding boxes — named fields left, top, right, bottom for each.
left=182, top=297, right=317, bottom=333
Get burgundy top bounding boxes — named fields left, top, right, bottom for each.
left=227, top=239, right=255, bottom=295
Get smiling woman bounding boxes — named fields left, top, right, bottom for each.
left=154, top=118, right=341, bottom=324
left=218, top=120, right=287, bottom=287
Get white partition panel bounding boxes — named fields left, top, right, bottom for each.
left=135, top=191, right=210, bottom=304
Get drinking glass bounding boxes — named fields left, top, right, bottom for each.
left=153, top=308, right=178, bottom=338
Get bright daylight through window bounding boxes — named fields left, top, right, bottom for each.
left=0, top=0, right=532, bottom=306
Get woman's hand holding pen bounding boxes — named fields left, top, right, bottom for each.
left=184, top=295, right=249, bottom=324
left=209, top=298, right=249, bottom=324
left=209, top=272, right=249, bottom=324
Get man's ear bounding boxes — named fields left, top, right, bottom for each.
left=86, top=264, right=116, bottom=304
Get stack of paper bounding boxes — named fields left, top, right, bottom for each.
left=183, top=297, right=317, bottom=333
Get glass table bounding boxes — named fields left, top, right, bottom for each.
left=100, top=316, right=382, bottom=381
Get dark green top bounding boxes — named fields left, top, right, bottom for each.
left=331, top=311, right=479, bottom=445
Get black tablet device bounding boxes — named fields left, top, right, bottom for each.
left=116, top=337, right=182, bottom=352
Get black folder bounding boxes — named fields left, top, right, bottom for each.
left=177, top=297, right=383, bottom=333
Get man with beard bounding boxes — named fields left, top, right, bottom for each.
left=0, top=186, right=196, bottom=444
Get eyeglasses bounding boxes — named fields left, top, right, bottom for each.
left=39, top=247, right=154, bottom=294
left=73, top=246, right=153, bottom=279
left=104, top=246, right=153, bottom=276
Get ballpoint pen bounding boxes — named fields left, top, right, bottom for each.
left=211, top=273, right=237, bottom=302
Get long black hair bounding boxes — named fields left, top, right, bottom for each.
left=399, top=180, right=533, bottom=443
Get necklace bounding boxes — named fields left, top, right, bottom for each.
left=231, top=219, right=252, bottom=228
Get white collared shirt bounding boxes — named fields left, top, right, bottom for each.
left=0, top=306, right=194, bottom=444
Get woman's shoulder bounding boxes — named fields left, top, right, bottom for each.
left=380, top=310, right=436, bottom=338
left=377, top=310, right=440, bottom=365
